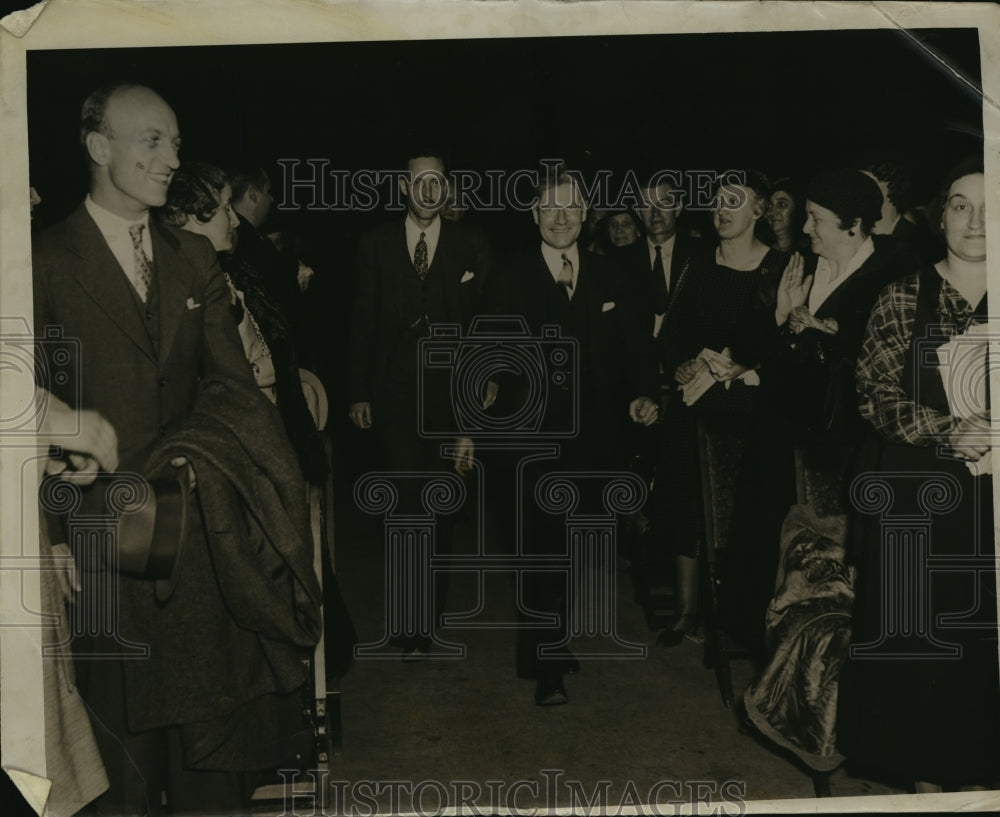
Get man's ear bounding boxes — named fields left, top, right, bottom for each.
left=531, top=204, right=540, bottom=226
left=85, top=132, right=110, bottom=166
left=248, top=186, right=259, bottom=204
left=399, top=177, right=410, bottom=201
left=581, top=203, right=588, bottom=223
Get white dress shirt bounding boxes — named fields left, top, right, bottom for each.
left=84, top=196, right=153, bottom=296
left=404, top=214, right=442, bottom=269
left=808, top=237, right=875, bottom=314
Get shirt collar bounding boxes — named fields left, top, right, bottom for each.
left=85, top=195, right=149, bottom=236
left=647, top=234, right=676, bottom=254
left=405, top=213, right=441, bottom=244
left=541, top=241, right=579, bottom=281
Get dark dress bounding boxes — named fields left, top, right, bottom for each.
left=653, top=246, right=787, bottom=558
left=837, top=266, right=999, bottom=785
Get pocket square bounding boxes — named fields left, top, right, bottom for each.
left=186, top=297, right=202, bottom=310
left=602, top=301, right=616, bottom=312
left=460, top=271, right=476, bottom=284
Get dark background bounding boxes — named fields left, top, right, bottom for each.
left=25, top=27, right=985, bottom=421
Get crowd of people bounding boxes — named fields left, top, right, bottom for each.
left=24, top=78, right=996, bottom=815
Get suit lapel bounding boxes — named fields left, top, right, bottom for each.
left=152, top=221, right=193, bottom=369
left=66, top=206, right=156, bottom=363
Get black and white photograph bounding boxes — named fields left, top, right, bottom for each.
left=1, top=1, right=999, bottom=814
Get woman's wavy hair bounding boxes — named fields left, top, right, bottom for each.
left=158, top=162, right=229, bottom=228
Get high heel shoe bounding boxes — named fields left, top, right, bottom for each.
left=656, top=613, right=696, bottom=647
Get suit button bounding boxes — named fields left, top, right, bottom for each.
left=145, top=311, right=153, bottom=320
left=159, top=378, right=168, bottom=387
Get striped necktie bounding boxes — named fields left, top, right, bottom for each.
left=557, top=253, right=574, bottom=298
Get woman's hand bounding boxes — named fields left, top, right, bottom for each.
left=948, top=414, right=991, bottom=462
left=776, top=253, right=813, bottom=326
left=711, top=360, right=751, bottom=383
left=674, top=357, right=705, bottom=386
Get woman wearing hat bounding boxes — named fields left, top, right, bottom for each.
left=738, top=168, right=917, bottom=775
left=837, top=158, right=997, bottom=792
left=769, top=168, right=911, bottom=499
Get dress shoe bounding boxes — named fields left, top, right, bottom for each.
left=516, top=648, right=579, bottom=679
left=534, top=672, right=568, bottom=706
left=402, top=635, right=432, bottom=661
left=656, top=614, right=696, bottom=647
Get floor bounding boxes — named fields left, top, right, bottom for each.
left=318, top=450, right=911, bottom=815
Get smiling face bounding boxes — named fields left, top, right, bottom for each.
left=183, top=184, right=239, bottom=253
left=713, top=184, right=760, bottom=241
left=942, top=172, right=986, bottom=263
left=803, top=200, right=857, bottom=260
left=607, top=212, right=640, bottom=247
left=401, top=156, right=447, bottom=222
left=87, top=86, right=181, bottom=219
left=533, top=181, right=586, bottom=250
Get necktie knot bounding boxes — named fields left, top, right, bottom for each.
left=414, top=231, right=429, bottom=279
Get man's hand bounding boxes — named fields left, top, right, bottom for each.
left=484, top=380, right=499, bottom=409
left=38, top=394, right=119, bottom=484
left=454, top=437, right=474, bottom=475
left=628, top=396, right=659, bottom=426
left=776, top=252, right=813, bottom=326
left=674, top=357, right=705, bottom=386
left=349, top=401, right=373, bottom=430
left=947, top=414, right=991, bottom=462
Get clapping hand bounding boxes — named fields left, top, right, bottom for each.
left=776, top=253, right=813, bottom=327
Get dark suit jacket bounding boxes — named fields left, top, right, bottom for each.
left=33, top=203, right=255, bottom=477
left=618, top=234, right=704, bottom=326
left=348, top=218, right=491, bottom=417
left=486, top=244, right=658, bottom=461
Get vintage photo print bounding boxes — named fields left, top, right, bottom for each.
left=2, top=1, right=999, bottom=815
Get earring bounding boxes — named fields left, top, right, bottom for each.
left=848, top=229, right=855, bottom=237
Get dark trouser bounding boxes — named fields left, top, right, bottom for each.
left=74, top=625, right=247, bottom=817
left=374, top=395, right=458, bottom=630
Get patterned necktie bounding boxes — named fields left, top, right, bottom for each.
left=558, top=253, right=574, bottom=299
left=652, top=244, right=668, bottom=313
left=128, top=223, right=153, bottom=303
left=414, top=231, right=429, bottom=280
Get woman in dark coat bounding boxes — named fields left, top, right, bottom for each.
left=837, top=158, right=997, bottom=792
left=653, top=170, right=787, bottom=645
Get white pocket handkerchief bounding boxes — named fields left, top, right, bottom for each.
left=186, top=297, right=202, bottom=310
left=602, top=301, right=616, bottom=312
left=460, top=271, right=476, bottom=283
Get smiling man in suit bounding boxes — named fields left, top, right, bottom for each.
left=348, top=150, right=491, bottom=655
left=32, top=81, right=257, bottom=816
left=486, top=167, right=659, bottom=705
